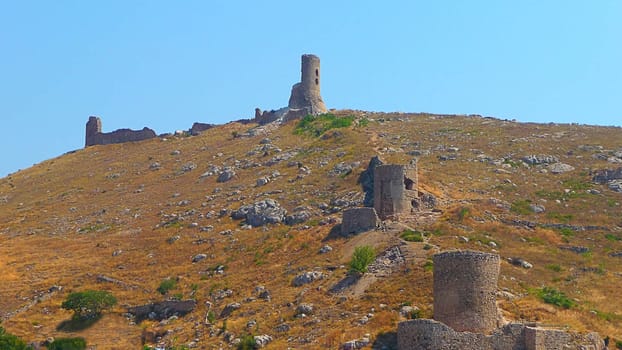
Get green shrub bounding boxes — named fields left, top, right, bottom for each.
left=423, top=260, right=434, bottom=272
left=510, top=199, right=532, bottom=215
left=0, top=326, right=32, bottom=350
left=457, top=206, right=471, bottom=221
left=616, top=339, right=622, bottom=349
left=545, top=264, right=562, bottom=272
left=157, top=278, right=177, bottom=295
left=349, top=246, right=376, bottom=274
left=537, top=287, right=575, bottom=309
left=48, top=337, right=87, bottom=350
left=206, top=311, right=216, bottom=324
left=294, top=113, right=354, bottom=137
left=400, top=229, right=424, bottom=242
left=61, top=290, right=117, bottom=319
left=237, top=334, right=256, bottom=350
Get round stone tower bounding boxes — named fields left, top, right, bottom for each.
left=433, top=250, right=500, bottom=334
left=288, top=54, right=327, bottom=114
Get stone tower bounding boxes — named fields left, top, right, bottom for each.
left=85, top=116, right=103, bottom=147
left=433, top=250, right=500, bottom=334
left=373, top=160, right=418, bottom=220
left=288, top=54, right=327, bottom=115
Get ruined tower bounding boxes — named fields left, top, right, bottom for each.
left=373, top=160, right=418, bottom=220
left=85, top=116, right=103, bottom=147
left=287, top=54, right=327, bottom=115
left=433, top=250, right=500, bottom=334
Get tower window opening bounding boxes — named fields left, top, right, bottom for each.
left=315, top=78, right=319, bottom=85
left=315, top=69, right=319, bottom=77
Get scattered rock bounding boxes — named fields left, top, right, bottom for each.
left=285, top=208, right=312, bottom=226
left=295, top=303, right=314, bottom=316
left=220, top=302, right=241, bottom=318
left=522, top=155, right=559, bottom=165
left=609, top=180, right=622, bottom=192
left=232, top=199, right=287, bottom=227
left=253, top=335, right=273, bottom=348
left=292, top=271, right=324, bottom=287
left=507, top=257, right=533, bottom=269
left=181, top=162, right=197, bottom=172
left=548, top=163, right=575, bottom=174
left=399, top=305, right=420, bottom=318
left=256, top=177, right=270, bottom=187
left=217, top=168, right=236, bottom=183
left=341, top=334, right=371, bottom=350
left=274, top=323, right=290, bottom=332
left=529, top=204, right=545, bottom=213
left=192, top=254, right=208, bottom=263
left=319, top=245, right=333, bottom=254
left=559, top=245, right=589, bottom=254
left=128, top=300, right=196, bottom=322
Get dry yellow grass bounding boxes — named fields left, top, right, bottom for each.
left=1, top=111, right=621, bottom=348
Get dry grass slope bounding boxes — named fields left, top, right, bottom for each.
left=0, top=111, right=621, bottom=349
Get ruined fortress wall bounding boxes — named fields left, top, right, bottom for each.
left=373, top=163, right=418, bottom=220
left=85, top=116, right=156, bottom=147
left=398, top=319, right=491, bottom=350
left=341, top=207, right=379, bottom=235
left=288, top=54, right=327, bottom=114
left=398, top=320, right=604, bottom=350
left=433, top=250, right=500, bottom=334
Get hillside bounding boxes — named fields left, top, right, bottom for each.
left=1, top=111, right=622, bottom=349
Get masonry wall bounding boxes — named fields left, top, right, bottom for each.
left=373, top=162, right=418, bottom=220
left=341, top=207, right=379, bottom=235
left=433, top=250, right=500, bottom=334
left=85, top=116, right=156, bottom=147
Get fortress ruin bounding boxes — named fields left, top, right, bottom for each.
left=397, top=250, right=605, bottom=350
left=85, top=116, right=156, bottom=147
left=373, top=160, right=418, bottom=220
left=255, top=54, right=327, bottom=125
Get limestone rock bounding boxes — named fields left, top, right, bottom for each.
left=548, top=163, right=575, bottom=174
left=220, top=302, right=241, bottom=318
left=217, top=168, right=236, bottom=183
left=128, top=300, right=196, bottom=322
left=292, top=271, right=324, bottom=287
left=231, top=199, right=287, bottom=227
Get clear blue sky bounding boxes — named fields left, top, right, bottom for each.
left=1, top=1, right=621, bottom=178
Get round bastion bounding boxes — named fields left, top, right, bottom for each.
left=433, top=250, right=500, bottom=334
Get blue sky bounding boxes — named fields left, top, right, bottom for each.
left=1, top=1, right=621, bottom=177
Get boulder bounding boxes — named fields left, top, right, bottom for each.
left=232, top=199, right=287, bottom=227
left=548, top=163, right=575, bottom=174
left=128, top=300, right=196, bottom=322
left=292, top=271, right=324, bottom=287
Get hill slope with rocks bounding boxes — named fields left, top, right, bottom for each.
left=1, top=111, right=622, bottom=349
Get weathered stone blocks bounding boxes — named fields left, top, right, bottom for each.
left=341, top=207, right=379, bottom=235
left=433, top=250, right=500, bottom=334
left=85, top=116, right=156, bottom=147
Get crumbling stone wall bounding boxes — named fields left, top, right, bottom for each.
left=189, top=122, right=215, bottom=136
left=398, top=320, right=604, bottom=350
left=397, top=250, right=605, bottom=350
left=341, top=207, right=379, bottom=235
left=373, top=160, right=418, bottom=220
left=85, top=116, right=156, bottom=147
left=433, top=250, right=500, bottom=334
left=254, top=54, right=327, bottom=125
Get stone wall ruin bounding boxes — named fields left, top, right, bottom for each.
left=85, top=116, right=156, bottom=147
left=397, top=250, right=605, bottom=350
left=373, top=160, right=418, bottom=220
left=341, top=207, right=379, bottom=235
left=255, top=54, right=327, bottom=125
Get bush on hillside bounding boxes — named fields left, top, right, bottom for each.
left=349, top=245, right=376, bottom=274
left=61, top=290, right=117, bottom=319
left=0, top=326, right=31, bottom=350
left=294, top=113, right=354, bottom=137
left=48, top=337, right=87, bottom=350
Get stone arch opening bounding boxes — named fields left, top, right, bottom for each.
left=315, top=78, right=319, bottom=85
left=404, top=176, right=415, bottom=190
left=315, top=69, right=318, bottom=77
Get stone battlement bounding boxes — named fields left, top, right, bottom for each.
left=85, top=116, right=156, bottom=147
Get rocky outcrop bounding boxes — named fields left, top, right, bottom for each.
left=189, top=122, right=215, bottom=136
left=127, top=300, right=196, bottom=322
left=231, top=199, right=287, bottom=227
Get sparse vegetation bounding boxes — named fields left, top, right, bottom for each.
left=349, top=246, right=376, bottom=274
left=537, top=287, right=575, bottom=309
left=400, top=229, right=424, bottom=242
left=0, top=326, right=31, bottom=350
left=61, top=290, right=117, bottom=320
left=294, top=113, right=354, bottom=137
left=510, top=199, right=532, bottom=215
left=48, top=337, right=87, bottom=350
left=237, top=334, right=256, bottom=350
left=157, top=278, right=178, bottom=295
